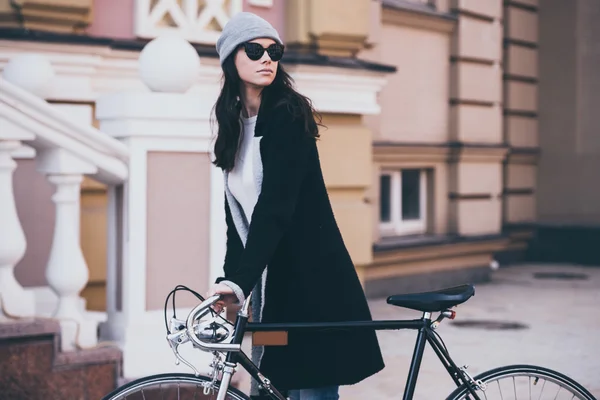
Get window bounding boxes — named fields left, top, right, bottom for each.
left=379, top=169, right=428, bottom=236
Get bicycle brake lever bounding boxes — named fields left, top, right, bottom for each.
left=166, top=330, right=202, bottom=376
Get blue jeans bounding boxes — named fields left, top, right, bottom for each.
left=287, top=385, right=340, bottom=400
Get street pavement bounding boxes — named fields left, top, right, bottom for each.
left=236, top=263, right=600, bottom=399
left=339, top=263, right=600, bottom=399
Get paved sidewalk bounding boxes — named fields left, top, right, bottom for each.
left=340, top=263, right=600, bottom=399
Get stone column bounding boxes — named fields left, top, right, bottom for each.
left=36, top=149, right=99, bottom=350
left=0, top=140, right=36, bottom=320
left=448, top=0, right=506, bottom=236
left=284, top=0, right=371, bottom=57
left=0, top=53, right=55, bottom=320
left=501, top=0, right=539, bottom=259
left=97, top=35, right=220, bottom=379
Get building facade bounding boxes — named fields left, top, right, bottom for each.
left=1, top=0, right=599, bottom=384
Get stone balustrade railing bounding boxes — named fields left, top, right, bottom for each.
left=0, top=54, right=129, bottom=351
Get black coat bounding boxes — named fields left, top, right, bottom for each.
left=216, top=103, right=385, bottom=390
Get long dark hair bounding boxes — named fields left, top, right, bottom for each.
left=212, top=52, right=321, bottom=171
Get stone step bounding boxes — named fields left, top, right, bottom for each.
left=0, top=318, right=121, bottom=400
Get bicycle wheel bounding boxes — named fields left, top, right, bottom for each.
left=102, top=373, right=250, bottom=400
left=446, top=364, right=597, bottom=400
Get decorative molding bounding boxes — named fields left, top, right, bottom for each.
left=248, top=0, right=273, bottom=7
left=382, top=2, right=456, bottom=33
left=504, top=1, right=538, bottom=13
left=373, top=142, right=510, bottom=163
left=0, top=0, right=93, bottom=33
left=450, top=56, right=495, bottom=66
left=313, top=33, right=370, bottom=58
left=504, top=38, right=538, bottom=49
left=449, top=99, right=495, bottom=107
left=134, top=0, right=243, bottom=45
left=284, top=0, right=371, bottom=58
left=372, top=234, right=508, bottom=260
left=0, top=28, right=396, bottom=73
left=502, top=188, right=535, bottom=196
left=11, top=144, right=36, bottom=159
left=373, top=142, right=450, bottom=163
left=503, top=74, right=538, bottom=84
left=290, top=71, right=387, bottom=115
left=506, top=147, right=539, bottom=165
left=0, top=41, right=388, bottom=116
left=451, top=8, right=495, bottom=23
left=449, top=145, right=508, bottom=163
left=504, top=109, right=538, bottom=118
left=449, top=193, right=493, bottom=201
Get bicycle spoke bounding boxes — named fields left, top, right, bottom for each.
left=554, top=387, right=562, bottom=400
left=529, top=376, right=532, bottom=400
left=538, top=379, right=546, bottom=400
left=513, top=377, right=517, bottom=399
left=497, top=380, right=504, bottom=400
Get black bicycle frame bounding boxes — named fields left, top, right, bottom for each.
left=224, top=313, right=482, bottom=400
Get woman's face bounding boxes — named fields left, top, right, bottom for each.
left=234, top=38, right=279, bottom=88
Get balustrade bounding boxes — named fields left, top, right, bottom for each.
left=135, top=0, right=242, bottom=44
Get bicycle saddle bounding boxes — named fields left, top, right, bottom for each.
left=386, top=284, right=475, bottom=312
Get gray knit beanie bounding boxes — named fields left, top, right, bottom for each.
left=216, top=12, right=283, bottom=65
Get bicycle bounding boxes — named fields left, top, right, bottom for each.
left=102, top=284, right=597, bottom=399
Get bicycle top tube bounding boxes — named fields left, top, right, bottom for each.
left=245, top=319, right=426, bottom=332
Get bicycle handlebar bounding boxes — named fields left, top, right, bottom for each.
left=185, top=294, right=242, bottom=352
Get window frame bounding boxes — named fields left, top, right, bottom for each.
left=379, top=169, right=428, bottom=236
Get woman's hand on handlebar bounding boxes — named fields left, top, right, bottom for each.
left=206, top=283, right=237, bottom=313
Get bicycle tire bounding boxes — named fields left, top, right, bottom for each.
left=445, top=364, right=597, bottom=400
left=101, top=372, right=250, bottom=400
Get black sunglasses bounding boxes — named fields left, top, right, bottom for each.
left=242, top=42, right=285, bottom=62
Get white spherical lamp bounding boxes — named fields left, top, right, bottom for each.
left=139, top=34, right=201, bottom=93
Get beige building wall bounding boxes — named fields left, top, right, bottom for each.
left=356, top=1, right=511, bottom=296
left=362, top=3, right=453, bottom=144
left=285, top=0, right=371, bottom=57
left=361, top=1, right=455, bottom=250
left=315, top=113, right=373, bottom=273
left=145, top=152, right=212, bottom=311
left=369, top=23, right=451, bottom=143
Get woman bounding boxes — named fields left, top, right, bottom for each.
left=207, top=12, right=385, bottom=400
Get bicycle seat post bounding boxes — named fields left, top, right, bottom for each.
left=402, top=311, right=433, bottom=400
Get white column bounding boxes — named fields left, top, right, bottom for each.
left=37, top=148, right=98, bottom=350
left=46, top=174, right=88, bottom=318
left=96, top=34, right=220, bottom=378
left=209, top=163, right=226, bottom=284
left=0, top=140, right=35, bottom=320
